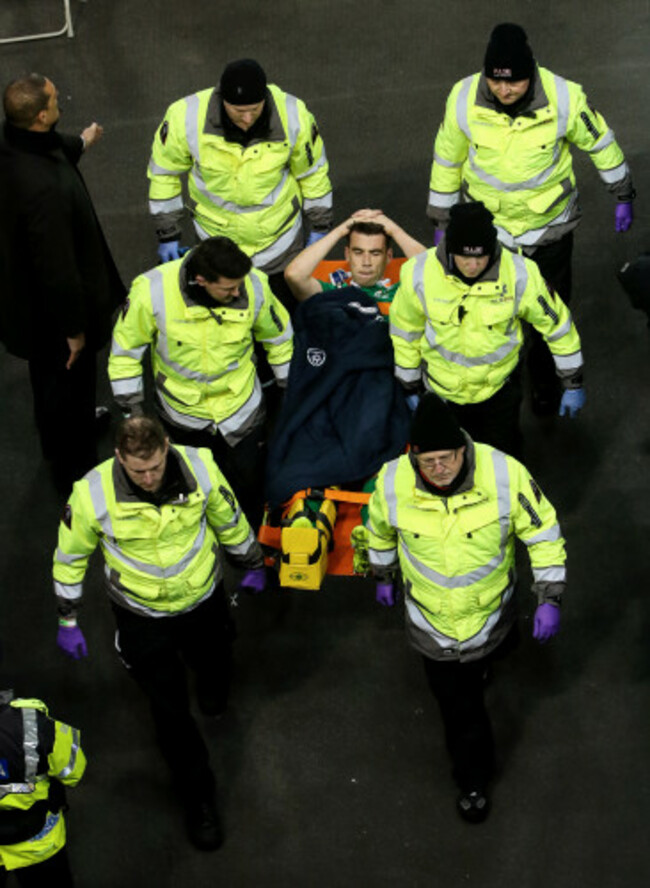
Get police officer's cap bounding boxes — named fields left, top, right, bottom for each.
left=446, top=202, right=497, bottom=258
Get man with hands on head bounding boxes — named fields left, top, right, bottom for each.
left=53, top=416, right=267, bottom=852
left=367, top=394, right=565, bottom=824
left=284, top=209, right=426, bottom=303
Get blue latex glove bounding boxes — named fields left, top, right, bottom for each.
left=615, top=202, right=634, bottom=233
left=376, top=582, right=396, bottom=607
left=558, top=387, right=586, bottom=418
left=433, top=229, right=444, bottom=247
left=57, top=624, right=88, bottom=659
left=239, top=568, right=267, bottom=594
left=533, top=603, right=561, bottom=642
left=405, top=393, right=420, bottom=413
left=157, top=240, right=183, bottom=263
left=306, top=231, right=326, bottom=247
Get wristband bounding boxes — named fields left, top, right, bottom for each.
left=58, top=617, right=77, bottom=627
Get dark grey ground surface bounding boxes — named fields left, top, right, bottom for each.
left=1, top=1, right=649, bottom=886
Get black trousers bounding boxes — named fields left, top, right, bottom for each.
left=113, top=589, right=234, bottom=803
left=160, top=418, right=266, bottom=530
left=0, top=848, right=74, bottom=887
left=525, top=232, right=574, bottom=398
left=28, top=338, right=98, bottom=493
left=422, top=629, right=518, bottom=793
left=447, top=368, right=523, bottom=459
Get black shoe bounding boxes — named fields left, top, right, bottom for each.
left=185, top=798, right=224, bottom=851
left=457, top=789, right=490, bottom=824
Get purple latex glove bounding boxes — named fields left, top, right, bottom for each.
left=533, top=603, right=561, bottom=642
left=558, top=387, right=586, bottom=418
left=57, top=624, right=88, bottom=659
left=615, top=202, right=634, bottom=233
left=433, top=229, right=444, bottom=247
left=239, top=567, right=267, bottom=594
left=376, top=582, right=396, bottom=607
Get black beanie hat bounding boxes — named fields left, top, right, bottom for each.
left=484, top=23, right=535, bottom=81
left=220, top=59, right=267, bottom=104
left=410, top=394, right=465, bottom=453
left=446, top=202, right=497, bottom=257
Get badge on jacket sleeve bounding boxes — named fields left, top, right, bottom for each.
left=160, top=121, right=169, bottom=145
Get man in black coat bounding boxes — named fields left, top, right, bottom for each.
left=0, top=73, right=125, bottom=491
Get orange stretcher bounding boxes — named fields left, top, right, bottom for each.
left=258, top=487, right=372, bottom=590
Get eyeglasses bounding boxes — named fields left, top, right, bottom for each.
left=416, top=450, right=459, bottom=470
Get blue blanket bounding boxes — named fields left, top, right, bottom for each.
left=265, top=288, right=410, bottom=507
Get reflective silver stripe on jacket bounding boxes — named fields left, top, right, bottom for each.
left=284, top=93, right=302, bottom=147
left=192, top=164, right=292, bottom=214
left=149, top=196, right=184, bottom=215
left=55, top=548, right=87, bottom=566
left=382, top=460, right=400, bottom=528
left=218, top=377, right=264, bottom=444
left=588, top=129, right=616, bottom=154
left=468, top=143, right=562, bottom=192
left=399, top=535, right=506, bottom=588
left=111, top=341, right=148, bottom=361
left=251, top=213, right=303, bottom=269
left=87, top=470, right=115, bottom=537
left=302, top=192, right=333, bottom=211
left=149, top=268, right=243, bottom=384
left=271, top=361, right=290, bottom=382
left=213, top=509, right=243, bottom=534
left=395, top=365, right=422, bottom=385
left=295, top=153, right=329, bottom=180
left=504, top=252, right=529, bottom=336
left=54, top=581, right=83, bottom=601
left=0, top=782, right=35, bottom=798
left=424, top=327, right=519, bottom=368
left=428, top=189, right=460, bottom=209
left=103, top=520, right=208, bottom=580
left=156, top=395, right=213, bottom=432
left=249, top=273, right=265, bottom=324
left=522, top=523, right=562, bottom=546
left=181, top=448, right=213, bottom=497
left=495, top=192, right=578, bottom=247
left=368, top=547, right=398, bottom=568
left=546, top=317, right=573, bottom=342
left=533, top=565, right=566, bottom=583
left=598, top=161, right=629, bottom=185
left=111, top=377, right=144, bottom=397
left=389, top=322, right=421, bottom=342
left=258, top=326, right=293, bottom=348
left=553, top=350, right=583, bottom=371
left=223, top=531, right=258, bottom=558
left=455, top=76, right=474, bottom=139
left=433, top=152, right=463, bottom=169
left=22, top=710, right=39, bottom=782
left=554, top=75, right=571, bottom=140
left=491, top=450, right=512, bottom=552
left=406, top=582, right=515, bottom=653
left=56, top=727, right=81, bottom=780
left=148, top=158, right=182, bottom=177
left=185, top=93, right=201, bottom=160
left=411, top=252, right=429, bottom=314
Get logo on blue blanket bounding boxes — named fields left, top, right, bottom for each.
left=307, top=348, right=327, bottom=368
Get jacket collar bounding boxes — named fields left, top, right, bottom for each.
left=3, top=120, right=63, bottom=154
left=475, top=66, right=549, bottom=115
left=178, top=255, right=251, bottom=311
left=409, top=431, right=477, bottom=498
left=204, top=87, right=286, bottom=144
left=112, top=445, right=197, bottom=505
left=435, top=241, right=503, bottom=284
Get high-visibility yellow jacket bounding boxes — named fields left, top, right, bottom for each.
left=148, top=85, right=333, bottom=272
left=53, top=445, right=262, bottom=616
left=108, top=257, right=293, bottom=445
left=0, top=693, right=86, bottom=872
left=389, top=244, right=582, bottom=403
left=366, top=441, right=566, bottom=662
left=428, top=67, right=633, bottom=249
